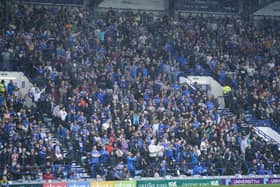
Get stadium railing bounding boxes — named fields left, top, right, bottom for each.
left=15, top=0, right=84, bottom=7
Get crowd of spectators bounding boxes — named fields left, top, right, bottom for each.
left=197, top=17, right=280, bottom=126
left=0, top=3, right=280, bottom=181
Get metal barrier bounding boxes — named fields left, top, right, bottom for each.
left=15, top=0, right=84, bottom=6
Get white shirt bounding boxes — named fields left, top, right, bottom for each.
left=102, top=122, right=110, bottom=130
left=152, top=123, right=159, bottom=135
left=32, top=87, right=46, bottom=102
left=240, top=133, right=250, bottom=154
left=52, top=105, right=60, bottom=117
left=59, top=109, right=67, bottom=121
left=148, top=144, right=158, bottom=157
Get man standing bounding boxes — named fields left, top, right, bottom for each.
left=90, top=145, right=100, bottom=178
left=1, top=48, right=10, bottom=70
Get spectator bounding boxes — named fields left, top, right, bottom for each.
left=29, top=86, right=46, bottom=103
left=240, top=132, right=251, bottom=155
left=0, top=80, right=6, bottom=96
left=90, top=145, right=100, bottom=177
left=7, top=80, right=15, bottom=95
left=126, top=152, right=136, bottom=176
left=193, top=162, right=206, bottom=175
left=1, top=48, right=10, bottom=70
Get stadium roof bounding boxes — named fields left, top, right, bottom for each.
left=253, top=1, right=280, bottom=17
left=98, top=0, right=167, bottom=11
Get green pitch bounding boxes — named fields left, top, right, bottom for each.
left=181, top=185, right=280, bottom=187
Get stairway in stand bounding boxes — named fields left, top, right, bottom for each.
left=217, top=107, right=280, bottom=147
left=42, top=114, right=90, bottom=179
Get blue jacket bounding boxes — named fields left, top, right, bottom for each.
left=126, top=156, right=136, bottom=170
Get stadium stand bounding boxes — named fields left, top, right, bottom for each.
left=0, top=0, right=279, bottom=182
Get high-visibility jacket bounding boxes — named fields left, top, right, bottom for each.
left=222, top=86, right=232, bottom=95
left=0, top=83, right=5, bottom=93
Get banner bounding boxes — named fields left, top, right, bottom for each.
left=267, top=178, right=280, bottom=184
left=228, top=178, right=263, bottom=185
left=114, top=181, right=136, bottom=187
left=68, top=181, right=90, bottom=187
left=43, top=182, right=67, bottom=187
left=137, top=179, right=221, bottom=187
left=90, top=181, right=114, bottom=187
left=8, top=184, right=42, bottom=187
left=221, top=179, right=226, bottom=186
left=5, top=177, right=280, bottom=187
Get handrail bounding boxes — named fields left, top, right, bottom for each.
left=253, top=127, right=279, bottom=146
left=15, top=0, right=84, bottom=6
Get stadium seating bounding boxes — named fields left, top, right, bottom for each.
left=0, top=1, right=279, bottom=181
